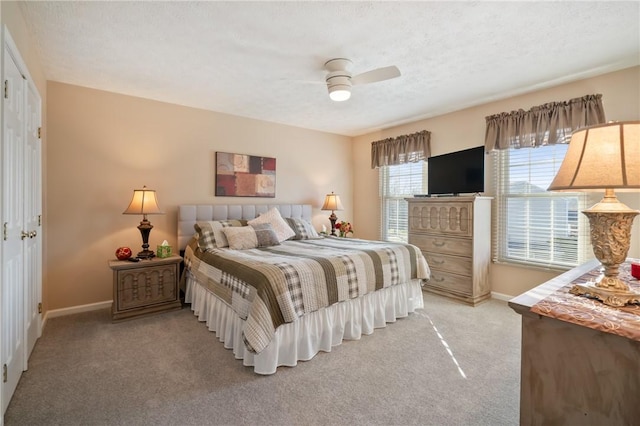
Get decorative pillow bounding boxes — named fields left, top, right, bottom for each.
left=194, top=219, right=247, bottom=250
left=284, top=217, right=321, bottom=240
left=247, top=208, right=296, bottom=242
left=222, top=224, right=280, bottom=250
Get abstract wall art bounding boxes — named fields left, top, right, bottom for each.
left=215, top=152, right=276, bottom=197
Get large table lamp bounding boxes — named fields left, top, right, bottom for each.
left=321, top=192, right=344, bottom=236
left=123, top=186, right=164, bottom=259
left=548, top=121, right=640, bottom=306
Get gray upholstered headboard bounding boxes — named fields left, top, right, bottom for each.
left=177, top=204, right=313, bottom=250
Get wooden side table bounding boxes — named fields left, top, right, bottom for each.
left=509, top=259, right=640, bottom=424
left=108, top=255, right=182, bottom=321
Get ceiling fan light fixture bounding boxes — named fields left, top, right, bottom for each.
left=329, top=85, right=351, bottom=102
left=327, top=74, right=352, bottom=102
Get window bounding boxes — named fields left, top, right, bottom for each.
left=493, top=144, right=593, bottom=270
left=379, top=161, right=427, bottom=242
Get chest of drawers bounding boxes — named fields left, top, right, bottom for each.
left=407, top=196, right=492, bottom=305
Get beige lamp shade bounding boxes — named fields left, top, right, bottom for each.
left=321, top=192, right=344, bottom=211
left=123, top=186, right=164, bottom=215
left=548, top=121, right=640, bottom=192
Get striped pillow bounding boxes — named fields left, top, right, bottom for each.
left=285, top=217, right=321, bottom=240
left=194, top=219, right=247, bottom=250
left=222, top=224, right=280, bottom=250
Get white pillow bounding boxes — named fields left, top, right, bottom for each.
left=248, top=207, right=296, bottom=242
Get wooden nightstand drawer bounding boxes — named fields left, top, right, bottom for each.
left=109, top=255, right=183, bottom=321
left=117, top=265, right=178, bottom=310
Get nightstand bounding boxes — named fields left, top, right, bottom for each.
left=108, top=255, right=182, bottom=321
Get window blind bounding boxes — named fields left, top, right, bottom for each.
left=492, top=144, right=594, bottom=270
left=379, top=162, right=427, bottom=242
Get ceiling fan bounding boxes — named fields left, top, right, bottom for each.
left=324, top=58, right=401, bottom=102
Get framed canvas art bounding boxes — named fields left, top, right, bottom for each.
left=215, top=152, right=276, bottom=197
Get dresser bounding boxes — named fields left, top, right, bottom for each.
left=407, top=196, right=492, bottom=305
left=509, top=259, right=640, bottom=424
left=108, top=255, right=183, bottom=321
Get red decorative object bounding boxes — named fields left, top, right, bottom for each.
left=632, top=263, right=640, bottom=280
left=115, top=247, right=132, bottom=260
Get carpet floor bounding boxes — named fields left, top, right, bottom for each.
left=4, top=292, right=521, bottom=425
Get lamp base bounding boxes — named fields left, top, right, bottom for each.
left=328, top=212, right=338, bottom=237
left=570, top=281, right=640, bottom=307
left=136, top=249, right=155, bottom=259
left=136, top=218, right=155, bottom=259
left=574, top=190, right=640, bottom=307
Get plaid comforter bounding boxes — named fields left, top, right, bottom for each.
left=184, top=237, right=430, bottom=354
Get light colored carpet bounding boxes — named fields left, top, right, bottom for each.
left=4, top=292, right=521, bottom=425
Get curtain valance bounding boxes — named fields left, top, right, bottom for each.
left=484, top=94, right=606, bottom=151
left=371, top=130, right=431, bottom=168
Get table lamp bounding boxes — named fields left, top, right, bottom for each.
left=123, top=186, right=164, bottom=259
left=548, top=121, right=640, bottom=306
left=321, top=192, right=344, bottom=236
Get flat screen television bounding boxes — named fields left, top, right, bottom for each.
left=428, top=146, right=485, bottom=196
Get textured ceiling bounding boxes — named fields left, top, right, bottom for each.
left=19, top=1, right=640, bottom=137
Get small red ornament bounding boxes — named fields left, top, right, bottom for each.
left=115, top=247, right=132, bottom=260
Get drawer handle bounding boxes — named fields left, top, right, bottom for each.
left=432, top=241, right=445, bottom=247
left=433, top=276, right=445, bottom=282
left=432, top=258, right=445, bottom=265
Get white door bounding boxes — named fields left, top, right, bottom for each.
left=23, top=80, right=42, bottom=361
left=1, top=46, right=26, bottom=414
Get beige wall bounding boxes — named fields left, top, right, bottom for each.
left=353, top=66, right=640, bottom=297
left=46, top=82, right=351, bottom=310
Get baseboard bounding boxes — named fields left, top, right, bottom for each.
left=491, top=292, right=514, bottom=302
left=42, top=300, right=112, bottom=330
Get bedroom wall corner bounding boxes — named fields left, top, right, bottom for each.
left=45, top=82, right=352, bottom=311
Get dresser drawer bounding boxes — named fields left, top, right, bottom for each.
left=425, top=270, right=472, bottom=297
left=424, top=252, right=472, bottom=277
left=409, top=202, right=473, bottom=237
left=409, top=233, right=472, bottom=257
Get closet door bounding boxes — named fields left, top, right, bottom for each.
left=24, top=80, right=42, bottom=361
left=1, top=46, right=26, bottom=414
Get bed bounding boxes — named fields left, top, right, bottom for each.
left=178, top=204, right=430, bottom=374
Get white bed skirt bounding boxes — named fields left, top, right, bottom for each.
left=185, top=274, right=424, bottom=374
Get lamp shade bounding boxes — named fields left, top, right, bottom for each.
left=548, top=121, right=640, bottom=192
left=321, top=192, right=344, bottom=211
left=123, top=186, right=164, bottom=215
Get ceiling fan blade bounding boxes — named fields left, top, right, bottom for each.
left=351, top=65, right=401, bottom=85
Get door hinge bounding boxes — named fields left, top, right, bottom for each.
left=3, top=222, right=7, bottom=241
left=38, top=127, right=42, bottom=139
left=38, top=215, right=42, bottom=226
left=2, top=364, right=6, bottom=383
left=38, top=302, right=42, bottom=314
left=3, top=80, right=7, bottom=99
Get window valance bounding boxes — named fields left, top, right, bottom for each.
left=484, top=94, right=606, bottom=151
left=371, top=130, right=431, bottom=168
